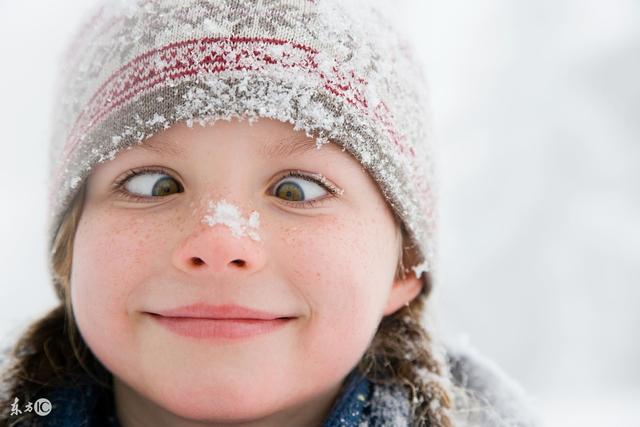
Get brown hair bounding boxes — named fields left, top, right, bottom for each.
left=360, top=221, right=453, bottom=426
left=0, top=184, right=112, bottom=425
left=0, top=182, right=453, bottom=426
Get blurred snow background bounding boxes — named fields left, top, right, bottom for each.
left=1, top=1, right=638, bottom=425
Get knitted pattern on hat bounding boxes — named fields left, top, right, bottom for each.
left=47, top=0, right=437, bottom=292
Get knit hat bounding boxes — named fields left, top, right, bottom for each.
left=47, top=0, right=437, bottom=293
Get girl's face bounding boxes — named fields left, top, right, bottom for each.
left=71, top=118, right=422, bottom=425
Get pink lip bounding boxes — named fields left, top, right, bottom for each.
left=150, top=303, right=291, bottom=320
left=146, top=303, right=295, bottom=339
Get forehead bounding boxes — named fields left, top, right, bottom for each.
left=133, top=130, right=349, bottom=161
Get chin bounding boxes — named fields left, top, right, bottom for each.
left=157, top=392, right=286, bottom=424
left=144, top=379, right=289, bottom=421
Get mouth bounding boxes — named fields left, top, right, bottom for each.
left=148, top=302, right=294, bottom=321
left=146, top=312, right=295, bottom=339
left=147, top=312, right=295, bottom=321
left=144, top=303, right=297, bottom=339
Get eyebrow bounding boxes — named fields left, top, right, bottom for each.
left=134, top=140, right=185, bottom=157
left=259, top=136, right=340, bottom=159
left=136, top=135, right=343, bottom=159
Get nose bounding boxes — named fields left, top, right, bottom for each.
left=172, top=221, right=266, bottom=276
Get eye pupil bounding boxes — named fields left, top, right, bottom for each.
left=276, top=182, right=304, bottom=201
left=152, top=177, right=179, bottom=196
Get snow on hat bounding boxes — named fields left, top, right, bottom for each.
left=47, top=0, right=437, bottom=293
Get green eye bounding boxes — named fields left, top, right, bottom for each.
left=151, top=177, right=181, bottom=196
left=121, top=171, right=183, bottom=198
left=272, top=174, right=328, bottom=204
left=275, top=182, right=304, bottom=201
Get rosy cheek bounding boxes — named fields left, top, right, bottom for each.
left=275, top=216, right=379, bottom=317
left=73, top=210, right=160, bottom=306
left=275, top=217, right=385, bottom=373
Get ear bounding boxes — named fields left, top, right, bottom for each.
left=382, top=271, right=423, bottom=316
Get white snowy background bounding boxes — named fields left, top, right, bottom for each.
left=1, top=1, right=638, bottom=425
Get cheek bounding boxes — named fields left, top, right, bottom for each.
left=275, top=214, right=397, bottom=364
left=70, top=208, right=165, bottom=349
left=285, top=215, right=394, bottom=285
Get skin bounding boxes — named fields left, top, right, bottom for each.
left=71, top=118, right=422, bottom=427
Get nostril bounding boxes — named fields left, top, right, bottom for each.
left=188, top=258, right=246, bottom=267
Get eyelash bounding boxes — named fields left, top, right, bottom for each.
left=111, top=167, right=177, bottom=204
left=111, top=167, right=341, bottom=208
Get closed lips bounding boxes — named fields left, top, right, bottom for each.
left=147, top=305, right=296, bottom=339
left=148, top=313, right=293, bottom=321
left=147, top=303, right=295, bottom=320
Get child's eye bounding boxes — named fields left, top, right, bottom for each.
left=271, top=171, right=341, bottom=208
left=112, top=168, right=183, bottom=201
left=111, top=168, right=341, bottom=207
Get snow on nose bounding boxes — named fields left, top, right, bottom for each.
left=201, top=199, right=261, bottom=242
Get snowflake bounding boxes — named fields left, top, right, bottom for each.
left=228, top=0, right=316, bottom=38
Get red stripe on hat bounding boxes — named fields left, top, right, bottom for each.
left=57, top=36, right=412, bottom=189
